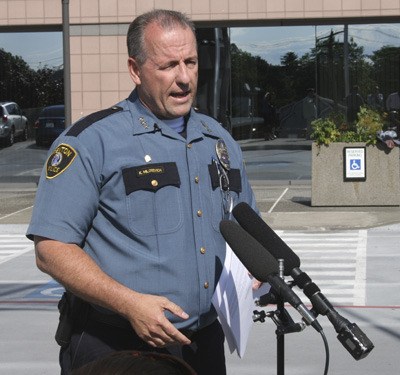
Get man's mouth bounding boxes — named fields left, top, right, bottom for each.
left=171, top=90, right=190, bottom=98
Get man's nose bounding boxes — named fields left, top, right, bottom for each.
left=176, top=62, right=191, bottom=84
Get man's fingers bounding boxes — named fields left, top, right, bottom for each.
left=145, top=326, right=191, bottom=347
left=163, top=300, right=189, bottom=320
left=252, top=279, right=263, bottom=290
left=128, top=295, right=192, bottom=347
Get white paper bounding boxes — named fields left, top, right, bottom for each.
left=212, top=243, right=270, bottom=358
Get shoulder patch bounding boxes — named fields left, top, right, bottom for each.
left=46, top=144, right=77, bottom=179
left=66, top=106, right=123, bottom=137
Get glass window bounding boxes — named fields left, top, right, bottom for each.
left=229, top=23, right=400, bottom=140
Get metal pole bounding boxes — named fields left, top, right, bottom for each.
left=315, top=26, right=318, bottom=95
left=314, top=26, right=319, bottom=117
left=277, top=258, right=285, bottom=375
left=62, top=0, right=71, bottom=127
left=213, top=28, right=221, bottom=120
left=343, top=24, right=350, bottom=97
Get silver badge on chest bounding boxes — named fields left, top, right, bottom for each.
left=214, top=139, right=233, bottom=218
left=216, top=139, right=230, bottom=171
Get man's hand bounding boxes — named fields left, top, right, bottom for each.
left=247, top=271, right=263, bottom=290
left=34, top=237, right=191, bottom=348
left=252, top=279, right=264, bottom=290
left=125, top=293, right=191, bottom=348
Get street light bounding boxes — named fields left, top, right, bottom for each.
left=315, top=26, right=349, bottom=99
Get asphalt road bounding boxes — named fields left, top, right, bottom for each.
left=0, top=140, right=47, bottom=184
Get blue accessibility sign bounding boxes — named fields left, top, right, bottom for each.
left=344, top=147, right=366, bottom=180
left=350, top=159, right=361, bottom=170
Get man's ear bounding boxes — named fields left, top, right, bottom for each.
left=128, top=57, right=141, bottom=85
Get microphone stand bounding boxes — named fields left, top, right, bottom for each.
left=253, top=259, right=305, bottom=375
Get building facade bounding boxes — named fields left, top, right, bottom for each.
left=1, top=0, right=399, bottom=123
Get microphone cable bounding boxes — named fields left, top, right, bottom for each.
left=320, top=328, right=330, bottom=375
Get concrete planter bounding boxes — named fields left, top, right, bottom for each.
left=311, top=142, right=400, bottom=206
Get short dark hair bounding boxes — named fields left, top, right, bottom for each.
left=127, top=9, right=196, bottom=65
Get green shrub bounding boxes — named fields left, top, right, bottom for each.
left=310, top=117, right=341, bottom=146
left=311, top=106, right=383, bottom=146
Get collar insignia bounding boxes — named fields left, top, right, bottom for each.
left=139, top=117, right=149, bottom=129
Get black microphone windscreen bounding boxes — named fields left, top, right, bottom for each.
left=219, top=220, right=279, bottom=282
left=232, top=202, right=300, bottom=275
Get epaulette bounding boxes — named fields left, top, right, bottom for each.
left=66, top=106, right=123, bottom=137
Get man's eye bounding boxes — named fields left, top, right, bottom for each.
left=186, top=60, right=197, bottom=68
left=160, top=63, right=176, bottom=70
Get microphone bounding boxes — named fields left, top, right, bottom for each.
left=232, top=202, right=374, bottom=360
left=219, top=219, right=322, bottom=333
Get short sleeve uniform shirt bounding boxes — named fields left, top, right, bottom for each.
left=27, top=90, right=258, bottom=330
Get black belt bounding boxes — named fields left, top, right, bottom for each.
left=88, top=307, right=131, bottom=329
left=87, top=307, right=201, bottom=340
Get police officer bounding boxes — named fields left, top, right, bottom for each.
left=27, top=9, right=258, bottom=375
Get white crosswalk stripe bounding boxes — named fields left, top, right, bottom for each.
left=277, top=229, right=367, bottom=306
left=0, top=234, right=33, bottom=265
left=0, top=229, right=367, bottom=306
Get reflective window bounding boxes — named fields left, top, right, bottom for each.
left=228, top=24, right=400, bottom=140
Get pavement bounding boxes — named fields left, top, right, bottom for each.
left=238, top=136, right=313, bottom=152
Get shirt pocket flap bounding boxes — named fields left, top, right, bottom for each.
left=122, top=162, right=181, bottom=194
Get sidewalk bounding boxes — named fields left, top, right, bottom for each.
left=238, top=136, right=312, bottom=152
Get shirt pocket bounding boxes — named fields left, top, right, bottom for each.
left=208, top=163, right=242, bottom=232
left=122, top=162, right=183, bottom=236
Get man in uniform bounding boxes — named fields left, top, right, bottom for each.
left=27, top=9, right=258, bottom=375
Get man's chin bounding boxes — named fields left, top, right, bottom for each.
left=167, top=104, right=192, bottom=118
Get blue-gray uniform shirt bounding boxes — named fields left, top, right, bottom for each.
left=27, top=90, right=258, bottom=331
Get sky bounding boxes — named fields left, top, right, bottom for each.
left=0, top=31, right=62, bottom=70
left=230, top=23, right=400, bottom=65
left=0, top=23, right=399, bottom=70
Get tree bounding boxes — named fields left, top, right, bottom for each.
left=311, top=31, right=369, bottom=102
left=0, top=48, right=63, bottom=109
left=280, top=52, right=300, bottom=103
left=0, top=49, right=36, bottom=107
left=369, top=46, right=400, bottom=96
left=33, top=66, right=64, bottom=107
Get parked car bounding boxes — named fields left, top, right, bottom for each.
left=0, top=101, right=28, bottom=146
left=34, top=105, right=65, bottom=146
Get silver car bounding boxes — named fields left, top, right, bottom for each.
left=0, top=101, right=28, bottom=146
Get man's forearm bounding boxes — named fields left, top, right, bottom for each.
left=34, top=236, right=191, bottom=347
left=34, top=236, right=138, bottom=319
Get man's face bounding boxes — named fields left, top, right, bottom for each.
left=128, top=22, right=198, bottom=119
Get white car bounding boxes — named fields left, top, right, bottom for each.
left=0, top=101, right=28, bottom=146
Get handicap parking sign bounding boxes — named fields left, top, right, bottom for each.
left=344, top=147, right=366, bottom=181
left=350, top=159, right=361, bottom=170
